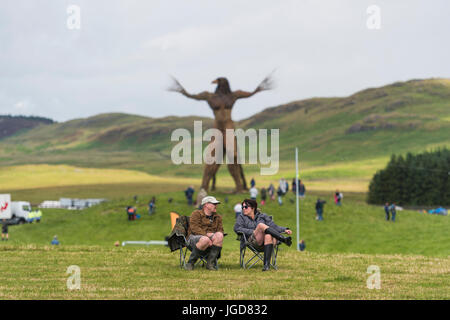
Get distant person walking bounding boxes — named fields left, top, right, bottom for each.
left=148, top=197, right=156, bottom=215
left=250, top=178, right=256, bottom=188
left=292, top=178, right=297, bottom=195
left=390, top=203, right=397, bottom=222
left=260, top=187, right=267, bottom=205
left=298, top=180, right=306, bottom=198
left=184, top=185, right=195, bottom=206
left=384, top=203, right=390, bottom=221
left=1, top=219, right=8, bottom=241
left=279, top=178, right=287, bottom=195
left=315, top=198, right=326, bottom=221
left=334, top=190, right=343, bottom=206
left=277, top=186, right=284, bottom=205
left=249, top=186, right=258, bottom=200
left=268, top=184, right=275, bottom=201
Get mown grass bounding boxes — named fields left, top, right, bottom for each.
left=0, top=245, right=448, bottom=299
left=2, top=182, right=449, bottom=299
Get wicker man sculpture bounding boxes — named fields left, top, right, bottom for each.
left=169, top=75, right=273, bottom=193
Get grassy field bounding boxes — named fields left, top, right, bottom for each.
left=6, top=190, right=449, bottom=256
left=0, top=245, right=448, bottom=299
left=1, top=187, right=448, bottom=299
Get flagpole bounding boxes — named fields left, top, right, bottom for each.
left=295, top=147, right=300, bottom=251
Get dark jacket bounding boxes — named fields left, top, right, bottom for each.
left=234, top=210, right=287, bottom=238
left=315, top=200, right=326, bottom=212
left=185, top=187, right=194, bottom=198
left=299, top=183, right=306, bottom=194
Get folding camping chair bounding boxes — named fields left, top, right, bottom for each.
left=236, top=232, right=280, bottom=270
left=167, top=213, right=220, bottom=270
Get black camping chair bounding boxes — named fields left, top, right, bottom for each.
left=236, top=231, right=280, bottom=270
left=167, top=215, right=221, bottom=270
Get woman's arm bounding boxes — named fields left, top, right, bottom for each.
left=234, top=215, right=254, bottom=237
left=264, top=214, right=288, bottom=233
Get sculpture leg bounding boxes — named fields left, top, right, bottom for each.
left=201, top=163, right=221, bottom=191
left=239, top=164, right=248, bottom=190
left=227, top=163, right=244, bottom=193
left=211, top=174, right=216, bottom=191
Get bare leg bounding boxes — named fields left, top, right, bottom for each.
left=208, top=232, right=223, bottom=247
left=252, top=223, right=274, bottom=246
left=196, top=236, right=213, bottom=251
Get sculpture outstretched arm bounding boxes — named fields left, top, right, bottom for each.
left=168, top=76, right=212, bottom=101
left=233, top=72, right=275, bottom=100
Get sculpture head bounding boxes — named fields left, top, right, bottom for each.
left=212, top=77, right=231, bottom=94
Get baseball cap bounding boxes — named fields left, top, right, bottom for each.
left=201, top=196, right=221, bottom=206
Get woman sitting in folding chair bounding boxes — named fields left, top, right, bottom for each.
left=234, top=199, right=292, bottom=271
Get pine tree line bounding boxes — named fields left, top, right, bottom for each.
left=0, top=115, right=54, bottom=124
left=368, top=148, right=450, bottom=206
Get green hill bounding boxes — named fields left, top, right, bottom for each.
left=0, top=115, right=54, bottom=140
left=0, top=78, right=449, bottom=178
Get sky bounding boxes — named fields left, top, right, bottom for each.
left=0, top=0, right=449, bottom=122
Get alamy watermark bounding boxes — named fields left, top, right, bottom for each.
left=171, top=121, right=279, bottom=175
left=67, top=5, right=81, bottom=30
left=66, top=265, right=81, bottom=290
left=366, top=5, right=381, bottom=30
left=366, top=265, right=381, bottom=289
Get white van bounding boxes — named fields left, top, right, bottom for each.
left=11, top=201, right=32, bottom=224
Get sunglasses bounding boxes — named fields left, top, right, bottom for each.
left=242, top=205, right=251, bottom=209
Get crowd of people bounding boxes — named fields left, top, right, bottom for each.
left=179, top=178, right=348, bottom=223
left=245, top=177, right=307, bottom=207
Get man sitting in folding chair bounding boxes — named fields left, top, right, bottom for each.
left=234, top=199, right=292, bottom=271
left=185, top=196, right=224, bottom=271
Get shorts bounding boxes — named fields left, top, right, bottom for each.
left=247, top=233, right=264, bottom=251
left=187, top=235, right=205, bottom=249
left=2, top=225, right=8, bottom=233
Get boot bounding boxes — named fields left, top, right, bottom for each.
left=264, top=227, right=292, bottom=247
left=206, top=245, right=221, bottom=270
left=262, top=244, right=273, bottom=271
left=185, top=246, right=203, bottom=270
